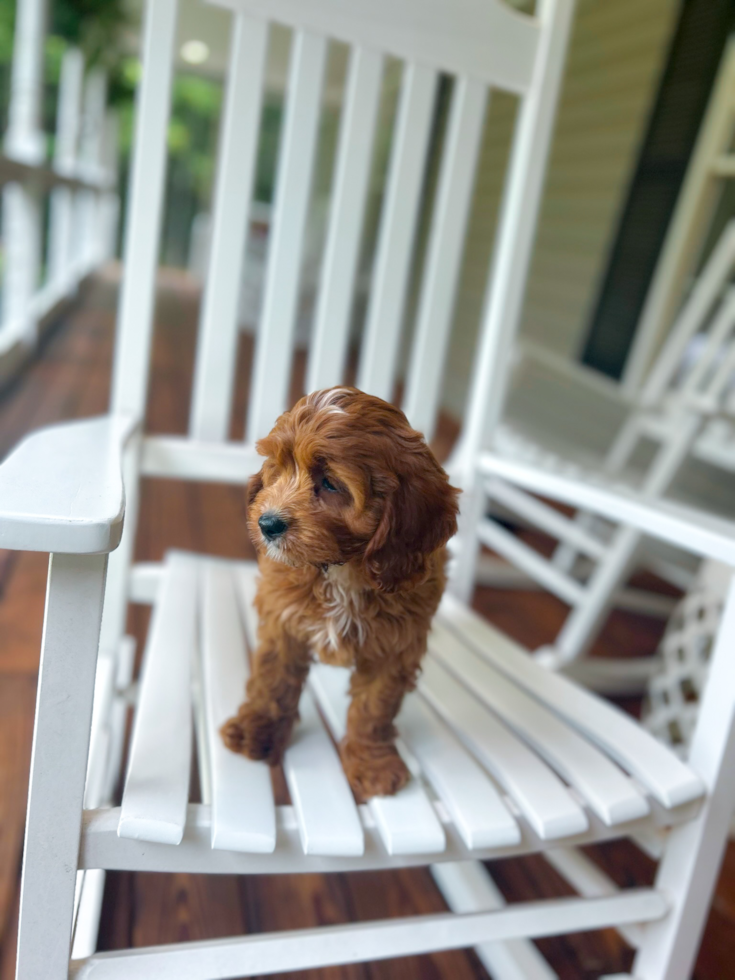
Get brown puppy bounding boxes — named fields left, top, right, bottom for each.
left=221, top=386, right=459, bottom=799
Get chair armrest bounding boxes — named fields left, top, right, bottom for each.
left=0, top=414, right=138, bottom=554
left=478, top=450, right=735, bottom=569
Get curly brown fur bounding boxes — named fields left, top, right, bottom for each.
left=221, top=387, right=459, bottom=799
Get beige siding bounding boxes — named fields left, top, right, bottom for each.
left=442, top=0, right=680, bottom=420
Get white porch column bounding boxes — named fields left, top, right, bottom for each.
left=98, top=109, right=120, bottom=264
left=2, top=0, right=48, bottom=345
left=48, top=47, right=84, bottom=294
left=75, top=67, right=107, bottom=276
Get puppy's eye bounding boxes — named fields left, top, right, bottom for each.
left=321, top=475, right=339, bottom=493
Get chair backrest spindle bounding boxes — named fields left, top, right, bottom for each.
left=189, top=13, right=269, bottom=442
left=110, top=0, right=178, bottom=420
left=306, top=46, right=384, bottom=394
left=357, top=62, right=438, bottom=401
left=247, top=30, right=328, bottom=443
left=402, top=75, right=487, bottom=441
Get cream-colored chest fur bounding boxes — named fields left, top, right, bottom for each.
left=309, top=565, right=365, bottom=661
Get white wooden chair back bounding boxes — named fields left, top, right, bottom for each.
left=111, top=0, right=574, bottom=458
left=641, top=219, right=735, bottom=416
left=460, top=222, right=735, bottom=670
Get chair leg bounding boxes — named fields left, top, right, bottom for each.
left=632, top=802, right=732, bottom=980
left=16, top=553, right=108, bottom=980
left=634, top=576, right=735, bottom=979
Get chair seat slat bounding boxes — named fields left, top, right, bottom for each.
left=284, top=690, right=365, bottom=856
left=357, top=62, right=438, bottom=402
left=248, top=30, right=328, bottom=442
left=307, top=47, right=383, bottom=393
left=439, top=593, right=705, bottom=808
left=310, top=663, right=446, bottom=855
left=201, top=561, right=276, bottom=852
left=189, top=14, right=268, bottom=441
left=403, top=75, right=487, bottom=441
left=419, top=657, right=588, bottom=841
left=118, top=553, right=198, bottom=845
left=429, top=623, right=650, bottom=826
left=396, top=693, right=520, bottom=849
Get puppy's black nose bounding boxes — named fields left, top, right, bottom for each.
left=258, top=512, right=288, bottom=540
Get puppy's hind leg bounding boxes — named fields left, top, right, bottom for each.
left=221, top=623, right=311, bottom=766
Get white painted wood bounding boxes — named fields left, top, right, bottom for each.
left=118, top=553, right=197, bottom=845
left=284, top=689, right=365, bottom=856
left=247, top=31, right=328, bottom=442
left=110, top=0, right=178, bottom=418
left=309, top=662, right=446, bottom=855
left=0, top=0, right=46, bottom=344
left=640, top=220, right=735, bottom=407
left=2, top=181, right=42, bottom=343
left=403, top=76, right=487, bottom=441
left=623, top=39, right=735, bottom=391
left=0, top=414, right=135, bottom=554
left=209, top=0, right=540, bottom=95
left=69, top=891, right=667, bottom=980
left=486, top=477, right=606, bottom=561
left=97, top=432, right=142, bottom=662
left=4, top=0, right=46, bottom=164
left=419, top=657, right=588, bottom=840
left=478, top=451, right=735, bottom=569
left=307, top=46, right=383, bottom=392
left=200, top=561, right=276, bottom=852
left=460, top=0, right=575, bottom=470
left=71, top=870, right=106, bottom=960
left=397, top=693, right=520, bottom=850
left=129, top=561, right=164, bottom=604
left=189, top=14, right=268, bottom=441
left=477, top=515, right=585, bottom=607
left=357, top=62, right=438, bottom=401
left=81, top=797, right=696, bottom=876
left=75, top=68, right=108, bottom=275
left=104, top=635, right=137, bottom=805
left=48, top=48, right=84, bottom=290
left=439, top=593, right=705, bottom=810
left=429, top=622, right=649, bottom=825
left=84, top=653, right=117, bottom=809
left=431, top=861, right=559, bottom=980
left=544, top=847, right=643, bottom=947
left=633, top=577, right=735, bottom=980
left=140, top=435, right=261, bottom=483
left=233, top=562, right=259, bottom=649
left=17, top=554, right=108, bottom=980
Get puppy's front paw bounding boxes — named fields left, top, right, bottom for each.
left=220, top=703, right=294, bottom=765
left=340, top=738, right=410, bottom=801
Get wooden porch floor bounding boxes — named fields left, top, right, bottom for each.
left=0, top=268, right=734, bottom=979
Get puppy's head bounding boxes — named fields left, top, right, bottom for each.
left=247, top=387, right=459, bottom=592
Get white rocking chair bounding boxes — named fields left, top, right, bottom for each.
left=463, top=219, right=735, bottom=686
left=11, top=0, right=735, bottom=978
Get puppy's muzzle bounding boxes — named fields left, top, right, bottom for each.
left=258, top=512, right=288, bottom=541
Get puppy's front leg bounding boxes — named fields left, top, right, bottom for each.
left=341, top=651, right=422, bottom=800
left=221, top=620, right=311, bottom=766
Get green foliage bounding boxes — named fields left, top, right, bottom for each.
left=50, top=0, right=128, bottom=68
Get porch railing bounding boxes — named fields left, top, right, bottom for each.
left=0, top=0, right=119, bottom=379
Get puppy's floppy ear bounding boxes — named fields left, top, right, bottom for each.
left=364, top=446, right=459, bottom=593
left=246, top=468, right=264, bottom=515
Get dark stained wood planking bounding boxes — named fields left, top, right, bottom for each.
left=0, top=265, right=733, bottom=978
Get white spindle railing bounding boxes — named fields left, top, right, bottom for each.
left=0, top=0, right=119, bottom=367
